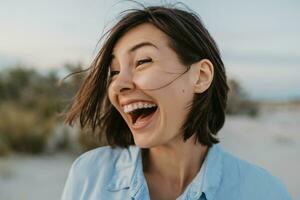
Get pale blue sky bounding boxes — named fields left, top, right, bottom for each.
left=0, top=0, right=299, bottom=100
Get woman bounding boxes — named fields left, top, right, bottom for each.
left=61, top=4, right=291, bottom=200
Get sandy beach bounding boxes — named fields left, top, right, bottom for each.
left=0, top=108, right=299, bottom=200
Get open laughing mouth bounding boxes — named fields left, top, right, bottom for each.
left=123, top=102, right=159, bottom=129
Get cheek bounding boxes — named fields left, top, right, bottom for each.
left=133, top=66, right=183, bottom=90
left=164, top=82, right=194, bottom=117
left=107, top=85, right=116, bottom=106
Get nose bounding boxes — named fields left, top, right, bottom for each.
left=111, top=70, right=135, bottom=94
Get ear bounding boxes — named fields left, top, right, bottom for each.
left=190, top=59, right=214, bottom=93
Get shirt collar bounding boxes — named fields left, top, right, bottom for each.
left=201, top=144, right=223, bottom=200
left=105, top=146, right=140, bottom=192
left=176, top=144, right=224, bottom=200
left=106, top=144, right=223, bottom=200
left=105, top=145, right=148, bottom=199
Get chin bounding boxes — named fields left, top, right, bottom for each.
left=134, top=141, right=152, bottom=149
left=133, top=137, right=156, bottom=149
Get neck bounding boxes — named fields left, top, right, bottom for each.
left=142, top=135, right=208, bottom=193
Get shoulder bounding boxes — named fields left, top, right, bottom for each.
left=218, top=146, right=291, bottom=199
left=71, top=145, right=140, bottom=175
left=61, top=145, right=140, bottom=199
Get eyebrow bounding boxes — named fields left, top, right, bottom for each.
left=129, top=41, right=158, bottom=52
left=111, top=41, right=158, bottom=59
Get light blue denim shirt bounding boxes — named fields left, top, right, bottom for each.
left=61, top=144, right=292, bottom=200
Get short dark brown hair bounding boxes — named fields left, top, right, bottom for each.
left=64, top=4, right=229, bottom=148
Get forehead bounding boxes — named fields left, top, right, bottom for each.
left=111, top=23, right=169, bottom=58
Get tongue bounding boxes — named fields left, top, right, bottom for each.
left=134, top=109, right=156, bottom=125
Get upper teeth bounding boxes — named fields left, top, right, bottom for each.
left=123, top=102, right=157, bottom=113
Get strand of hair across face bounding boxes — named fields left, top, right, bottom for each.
left=139, top=65, right=191, bottom=91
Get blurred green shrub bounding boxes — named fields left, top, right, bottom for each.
left=0, top=63, right=85, bottom=155
left=0, top=103, right=55, bottom=154
left=0, top=134, right=11, bottom=156
left=226, top=79, right=259, bottom=117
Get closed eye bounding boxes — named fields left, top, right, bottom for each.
left=109, top=70, right=119, bottom=77
left=109, top=58, right=152, bottom=78
left=136, top=58, right=152, bottom=66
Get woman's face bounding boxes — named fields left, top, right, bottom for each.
left=107, top=23, right=201, bottom=148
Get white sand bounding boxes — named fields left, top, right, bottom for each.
left=220, top=108, right=300, bottom=199
left=0, top=108, right=299, bottom=199
left=0, top=152, right=76, bottom=200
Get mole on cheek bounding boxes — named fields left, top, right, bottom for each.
left=182, top=89, right=185, bottom=93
